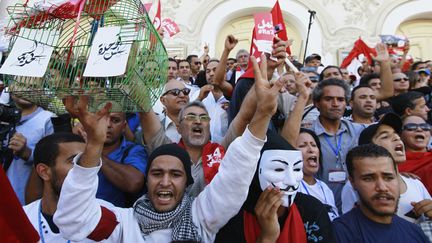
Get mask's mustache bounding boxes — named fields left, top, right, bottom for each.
left=271, top=183, right=299, bottom=192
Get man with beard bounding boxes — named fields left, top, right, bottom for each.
left=6, top=94, right=54, bottom=204
left=53, top=55, right=281, bottom=242
left=333, top=144, right=429, bottom=242
left=341, top=113, right=432, bottom=225
left=23, top=133, right=96, bottom=242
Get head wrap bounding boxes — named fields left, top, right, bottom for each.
left=146, top=143, right=194, bottom=186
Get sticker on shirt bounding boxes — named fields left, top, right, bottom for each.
left=328, top=170, right=346, bottom=183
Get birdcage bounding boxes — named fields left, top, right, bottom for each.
left=2, top=0, right=167, bottom=113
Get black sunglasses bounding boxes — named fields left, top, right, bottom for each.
left=403, top=123, right=432, bottom=132
left=162, top=88, right=191, bottom=97
left=393, top=77, right=409, bottom=82
left=195, top=61, right=202, bottom=65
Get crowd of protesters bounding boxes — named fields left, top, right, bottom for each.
left=1, top=29, right=432, bottom=243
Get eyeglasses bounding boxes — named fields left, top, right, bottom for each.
left=309, top=76, right=319, bottom=83
left=195, top=61, right=202, bottom=65
left=403, top=123, right=432, bottom=132
left=393, top=77, right=409, bottom=82
left=162, top=88, right=191, bottom=97
left=237, top=54, right=249, bottom=59
left=182, top=114, right=211, bottom=122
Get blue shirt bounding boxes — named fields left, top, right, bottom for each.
left=312, top=118, right=366, bottom=212
left=333, top=207, right=428, bottom=243
left=96, top=138, right=148, bottom=207
left=6, top=107, right=53, bottom=204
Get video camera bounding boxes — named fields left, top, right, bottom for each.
left=0, top=103, right=21, bottom=125
left=0, top=103, right=21, bottom=170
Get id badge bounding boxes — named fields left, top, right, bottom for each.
left=328, top=170, right=346, bottom=183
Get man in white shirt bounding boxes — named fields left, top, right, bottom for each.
left=53, top=56, right=284, bottom=242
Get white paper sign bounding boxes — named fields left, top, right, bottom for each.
left=0, top=37, right=54, bottom=77
left=83, top=26, right=132, bottom=77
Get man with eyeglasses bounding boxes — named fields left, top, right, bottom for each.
left=140, top=67, right=264, bottom=197
left=157, top=79, right=191, bottom=143
left=400, top=115, right=432, bottom=195
left=392, top=72, right=410, bottom=96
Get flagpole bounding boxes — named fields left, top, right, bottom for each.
left=303, top=10, right=316, bottom=64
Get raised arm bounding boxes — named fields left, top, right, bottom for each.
left=372, top=43, right=393, bottom=101
left=193, top=55, right=284, bottom=240
left=213, top=35, right=238, bottom=97
left=54, top=96, right=118, bottom=241
left=281, top=72, right=311, bottom=145
left=65, top=96, right=111, bottom=168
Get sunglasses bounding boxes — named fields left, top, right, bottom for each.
left=393, top=77, right=409, bottom=82
left=309, top=76, right=319, bottom=83
left=182, top=114, right=211, bottom=122
left=195, top=61, right=202, bottom=65
left=403, top=123, right=432, bottom=132
left=162, top=88, right=191, bottom=96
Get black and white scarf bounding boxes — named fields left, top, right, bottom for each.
left=133, top=194, right=201, bottom=242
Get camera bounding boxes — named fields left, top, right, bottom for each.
left=0, top=104, right=21, bottom=170
left=0, top=104, right=21, bottom=125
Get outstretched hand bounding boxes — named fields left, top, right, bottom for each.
left=294, top=72, right=312, bottom=100
left=252, top=54, right=284, bottom=117
left=372, top=43, right=390, bottom=63
left=64, top=96, right=111, bottom=145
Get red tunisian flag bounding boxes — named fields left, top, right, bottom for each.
left=0, top=168, right=39, bottom=242
left=153, top=0, right=161, bottom=30
left=271, top=0, right=291, bottom=55
left=340, top=38, right=377, bottom=68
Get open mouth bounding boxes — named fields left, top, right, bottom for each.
left=192, top=126, right=203, bottom=135
left=307, top=156, right=318, bottom=167
left=415, top=134, right=426, bottom=142
left=157, top=191, right=173, bottom=202
left=394, top=144, right=404, bottom=156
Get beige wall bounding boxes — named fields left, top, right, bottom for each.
left=215, top=16, right=303, bottom=60
left=397, top=19, right=432, bottom=61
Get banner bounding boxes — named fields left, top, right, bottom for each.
left=83, top=26, right=132, bottom=77
left=161, top=18, right=180, bottom=37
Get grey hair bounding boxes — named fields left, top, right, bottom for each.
left=312, top=78, right=350, bottom=102
left=236, top=49, right=249, bottom=59
left=178, top=100, right=209, bottom=122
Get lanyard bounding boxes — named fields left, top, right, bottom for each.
left=301, top=180, right=328, bottom=205
left=38, top=201, right=70, bottom=243
left=324, top=133, right=343, bottom=161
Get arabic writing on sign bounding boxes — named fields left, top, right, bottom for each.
left=257, top=20, right=274, bottom=35
left=257, top=19, right=274, bottom=30
left=14, top=41, right=46, bottom=67
left=97, top=35, right=126, bottom=61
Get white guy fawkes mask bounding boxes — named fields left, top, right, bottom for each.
left=258, top=150, right=303, bottom=207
